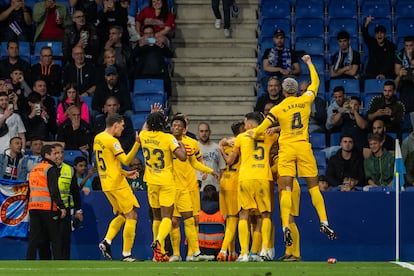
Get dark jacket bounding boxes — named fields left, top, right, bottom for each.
left=56, top=118, right=92, bottom=151
left=366, top=95, right=405, bottom=133
left=31, top=63, right=62, bottom=97
left=326, top=149, right=365, bottom=187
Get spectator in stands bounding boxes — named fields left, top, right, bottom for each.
left=402, top=131, right=414, bottom=186
left=73, top=155, right=95, bottom=195
left=395, top=37, right=414, bottom=132
left=32, top=0, right=72, bottom=42
left=32, top=79, right=57, bottom=131
left=362, top=16, right=396, bottom=80
left=127, top=157, right=146, bottom=191
left=329, top=31, right=360, bottom=80
left=96, top=0, right=129, bottom=46
left=24, top=91, right=55, bottom=141
left=0, top=136, right=27, bottom=179
left=0, top=40, right=31, bottom=82
left=96, top=47, right=128, bottom=86
left=263, top=102, right=274, bottom=117
left=364, top=133, right=394, bottom=191
left=63, top=9, right=100, bottom=65
left=363, top=118, right=395, bottom=159
left=261, top=29, right=300, bottom=87
left=103, top=26, right=132, bottom=74
left=9, top=65, right=31, bottom=113
left=63, top=46, right=96, bottom=97
left=132, top=24, right=173, bottom=96
left=254, top=76, right=284, bottom=113
left=56, top=104, right=92, bottom=152
left=211, top=0, right=231, bottom=38
left=318, top=175, right=329, bottom=191
left=135, top=0, right=175, bottom=45
left=299, top=80, right=326, bottom=133
left=24, top=137, right=43, bottom=178
left=326, top=86, right=349, bottom=133
left=92, top=96, right=134, bottom=152
left=0, top=92, right=26, bottom=154
left=31, top=46, right=62, bottom=97
left=0, top=0, right=32, bottom=41
left=326, top=135, right=364, bottom=191
left=366, top=80, right=405, bottom=134
left=69, top=0, right=99, bottom=26
left=56, top=83, right=89, bottom=125
left=93, top=66, right=132, bottom=117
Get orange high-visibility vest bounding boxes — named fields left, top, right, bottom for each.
left=198, top=210, right=225, bottom=249
left=28, top=161, right=57, bottom=211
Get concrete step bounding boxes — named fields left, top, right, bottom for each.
left=175, top=18, right=257, bottom=25
left=173, top=83, right=255, bottom=97
left=173, top=64, right=256, bottom=78
left=172, top=76, right=257, bottom=85
left=174, top=57, right=257, bottom=63
left=171, top=101, right=253, bottom=116
left=175, top=24, right=256, bottom=39
left=174, top=47, right=256, bottom=58
left=174, top=96, right=256, bottom=102
left=175, top=5, right=257, bottom=22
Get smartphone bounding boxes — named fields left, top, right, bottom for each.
left=146, top=37, right=156, bottom=44
left=35, top=103, right=41, bottom=115
left=8, top=103, right=13, bottom=110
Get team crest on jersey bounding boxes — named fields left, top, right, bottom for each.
left=114, top=142, right=121, bottom=151
left=305, top=91, right=313, bottom=96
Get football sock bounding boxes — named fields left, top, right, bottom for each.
left=152, top=220, right=161, bottom=242
left=309, top=186, right=328, bottom=222
left=250, top=231, right=262, bottom=254
left=157, top=218, right=172, bottom=254
left=238, top=219, right=249, bottom=255
left=221, top=216, right=238, bottom=252
left=280, top=190, right=292, bottom=228
left=290, top=222, right=301, bottom=257
left=170, top=226, right=181, bottom=256
left=122, top=218, right=136, bottom=254
left=269, top=222, right=275, bottom=249
left=184, top=217, right=199, bottom=255
left=261, top=218, right=272, bottom=251
left=105, top=215, right=125, bottom=242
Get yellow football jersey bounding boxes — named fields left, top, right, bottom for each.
left=234, top=130, right=278, bottom=182
left=220, top=145, right=240, bottom=191
left=139, top=130, right=179, bottom=185
left=93, top=131, right=130, bottom=191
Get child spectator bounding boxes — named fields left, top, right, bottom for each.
left=73, top=156, right=95, bottom=195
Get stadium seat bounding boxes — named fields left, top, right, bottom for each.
left=364, top=79, right=389, bottom=94
left=258, top=18, right=291, bottom=43
left=365, top=17, right=393, bottom=38
left=131, top=113, right=147, bottom=130
left=328, top=18, right=359, bottom=41
left=327, top=0, right=358, bottom=20
left=64, top=150, right=85, bottom=166
left=314, top=150, right=327, bottom=170
left=394, top=1, right=414, bottom=22
left=259, top=0, right=291, bottom=23
left=309, top=133, right=326, bottom=149
left=363, top=93, right=380, bottom=110
left=133, top=79, right=164, bottom=95
left=294, top=18, right=325, bottom=39
left=329, top=132, right=342, bottom=147
left=396, top=19, right=414, bottom=40
left=329, top=79, right=360, bottom=94
left=0, top=41, right=31, bottom=61
left=295, top=37, right=324, bottom=56
left=34, top=41, right=63, bottom=57
left=360, top=1, right=392, bottom=20
left=294, top=0, right=325, bottom=20
left=298, top=55, right=325, bottom=76
left=80, top=96, right=92, bottom=110
left=132, top=94, right=165, bottom=113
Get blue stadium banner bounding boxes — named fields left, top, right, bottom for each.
left=0, top=178, right=29, bottom=238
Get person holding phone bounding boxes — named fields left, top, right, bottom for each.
left=0, top=0, right=32, bottom=41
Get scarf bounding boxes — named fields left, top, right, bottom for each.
left=267, top=47, right=291, bottom=71
left=334, top=47, right=353, bottom=71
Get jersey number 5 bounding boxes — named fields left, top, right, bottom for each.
left=254, top=140, right=265, bottom=160
left=96, top=150, right=107, bottom=171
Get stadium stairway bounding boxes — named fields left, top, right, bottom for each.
left=171, top=0, right=258, bottom=140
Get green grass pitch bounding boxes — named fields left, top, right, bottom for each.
left=0, top=261, right=412, bottom=276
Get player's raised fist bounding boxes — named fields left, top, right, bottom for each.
left=302, top=55, right=311, bottom=64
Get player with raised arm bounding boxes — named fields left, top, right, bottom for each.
left=95, top=114, right=141, bottom=262
left=252, top=55, right=336, bottom=246
left=140, top=107, right=187, bottom=262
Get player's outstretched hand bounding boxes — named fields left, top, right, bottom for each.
left=302, top=55, right=312, bottom=64
left=125, top=170, right=139, bottom=179
left=150, top=103, right=164, bottom=114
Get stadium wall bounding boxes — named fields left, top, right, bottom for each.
left=1, top=191, right=413, bottom=261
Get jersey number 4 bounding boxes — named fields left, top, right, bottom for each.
left=292, top=112, right=303, bottom=129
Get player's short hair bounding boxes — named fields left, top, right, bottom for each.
left=171, top=114, right=187, bottom=128
left=231, top=121, right=244, bottom=136
left=106, top=113, right=124, bottom=127
left=282, top=78, right=298, bottom=94
left=146, top=112, right=166, bottom=131
left=74, top=156, right=87, bottom=166
left=245, top=112, right=264, bottom=125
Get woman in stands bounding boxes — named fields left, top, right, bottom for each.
left=56, top=83, right=89, bottom=125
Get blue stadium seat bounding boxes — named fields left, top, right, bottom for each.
left=132, top=94, right=165, bottom=113
left=364, top=78, right=389, bottom=94
left=131, top=113, right=147, bottom=130
left=298, top=55, right=325, bottom=76
left=133, top=79, right=164, bottom=95
left=309, top=133, right=326, bottom=149
left=294, top=18, right=324, bottom=39
left=64, top=150, right=85, bottom=166
left=330, top=132, right=342, bottom=147
left=34, top=41, right=63, bottom=57
left=360, top=1, right=392, bottom=20
left=294, top=0, right=325, bottom=20
left=329, top=79, right=361, bottom=94
left=363, top=93, right=380, bottom=109
left=327, top=0, right=358, bottom=20
left=80, top=96, right=92, bottom=110
left=0, top=41, right=31, bottom=61
left=396, top=19, right=414, bottom=40
left=365, top=17, right=393, bottom=37
left=259, top=1, right=291, bottom=23
left=394, top=1, right=414, bottom=22
left=314, top=150, right=327, bottom=170
left=296, top=74, right=326, bottom=96
left=295, top=37, right=324, bottom=55
left=328, top=18, right=359, bottom=41
left=258, top=18, right=291, bottom=43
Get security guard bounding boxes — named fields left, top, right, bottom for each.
left=26, top=144, right=66, bottom=260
